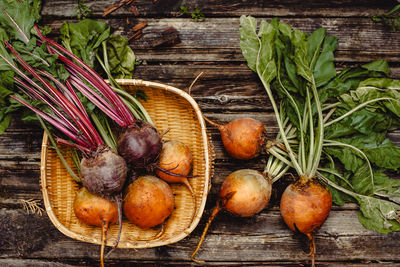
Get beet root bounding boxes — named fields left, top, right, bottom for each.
left=221, top=169, right=272, bottom=217
left=204, top=117, right=268, bottom=160
left=156, top=140, right=194, bottom=194
left=191, top=169, right=271, bottom=263
left=123, top=175, right=174, bottom=229
left=80, top=146, right=127, bottom=197
left=73, top=187, right=118, bottom=267
left=280, top=178, right=332, bottom=267
left=117, top=120, right=162, bottom=168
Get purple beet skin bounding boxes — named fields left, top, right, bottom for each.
left=117, top=120, right=162, bottom=168
left=80, top=146, right=128, bottom=196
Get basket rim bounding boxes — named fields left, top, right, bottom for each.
left=40, top=79, right=211, bottom=248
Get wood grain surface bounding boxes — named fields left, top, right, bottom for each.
left=1, top=0, right=400, bottom=266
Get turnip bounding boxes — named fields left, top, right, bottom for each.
left=74, top=187, right=118, bottom=267
left=191, top=169, right=272, bottom=263
left=123, top=175, right=174, bottom=229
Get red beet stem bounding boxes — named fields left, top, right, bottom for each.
left=34, top=25, right=135, bottom=127
left=14, top=76, right=80, bottom=135
left=56, top=137, right=91, bottom=154
left=10, top=95, right=92, bottom=149
left=5, top=41, right=103, bottom=148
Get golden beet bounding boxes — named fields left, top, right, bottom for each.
left=280, top=179, right=332, bottom=234
left=123, top=175, right=174, bottom=229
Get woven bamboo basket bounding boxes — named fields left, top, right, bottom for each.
left=40, top=79, right=214, bottom=248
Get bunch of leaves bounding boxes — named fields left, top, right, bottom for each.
left=60, top=19, right=137, bottom=80
left=239, top=15, right=400, bottom=233
left=0, top=0, right=44, bottom=133
left=59, top=19, right=151, bottom=122
left=180, top=5, right=205, bottom=22
left=371, top=4, right=400, bottom=32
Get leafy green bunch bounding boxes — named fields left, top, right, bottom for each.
left=239, top=16, right=400, bottom=233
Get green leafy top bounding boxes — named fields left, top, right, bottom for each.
left=239, top=15, right=400, bottom=234
left=0, top=0, right=41, bottom=43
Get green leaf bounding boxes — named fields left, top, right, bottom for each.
left=374, top=171, right=400, bottom=204
left=352, top=164, right=374, bottom=196
left=362, top=60, right=390, bottom=76
left=239, top=15, right=261, bottom=72
left=313, top=35, right=338, bottom=87
left=257, top=20, right=277, bottom=84
left=308, top=28, right=326, bottom=71
left=105, top=35, right=136, bottom=79
left=358, top=196, right=400, bottom=233
left=0, top=0, right=41, bottom=42
left=327, top=105, right=390, bottom=137
left=60, top=19, right=111, bottom=68
left=320, top=163, right=356, bottom=206
left=0, top=70, right=13, bottom=104
left=318, top=63, right=389, bottom=104
left=329, top=133, right=400, bottom=171
left=292, top=28, right=312, bottom=82
left=340, top=83, right=400, bottom=118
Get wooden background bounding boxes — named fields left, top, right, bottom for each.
left=1, top=0, right=400, bottom=266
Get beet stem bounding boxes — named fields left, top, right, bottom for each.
left=14, top=76, right=80, bottom=134
left=37, top=69, right=91, bottom=122
left=34, top=27, right=135, bottom=126
left=5, top=41, right=103, bottom=148
left=56, top=137, right=91, bottom=154
left=202, top=115, right=222, bottom=129
left=10, top=95, right=91, bottom=149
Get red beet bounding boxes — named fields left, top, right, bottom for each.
left=117, top=120, right=162, bottom=169
left=80, top=146, right=128, bottom=197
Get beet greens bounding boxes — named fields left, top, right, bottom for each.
left=240, top=15, right=400, bottom=266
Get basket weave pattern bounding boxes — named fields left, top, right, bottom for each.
left=41, top=79, right=212, bottom=248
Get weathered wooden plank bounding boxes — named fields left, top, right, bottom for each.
left=41, top=0, right=397, bottom=18
left=40, top=17, right=400, bottom=63
left=131, top=65, right=400, bottom=86
left=0, top=208, right=399, bottom=264
left=0, top=259, right=75, bottom=267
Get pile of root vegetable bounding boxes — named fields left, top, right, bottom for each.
left=191, top=16, right=400, bottom=266
left=0, top=1, right=198, bottom=266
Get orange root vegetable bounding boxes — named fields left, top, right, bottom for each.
left=280, top=178, right=332, bottom=267
left=156, top=140, right=194, bottom=195
left=123, top=175, right=174, bottom=229
left=191, top=169, right=272, bottom=263
left=73, top=187, right=118, bottom=267
left=203, top=117, right=268, bottom=160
